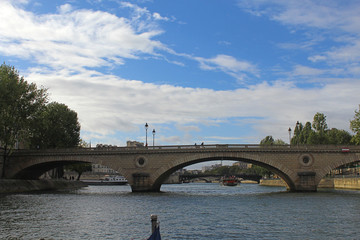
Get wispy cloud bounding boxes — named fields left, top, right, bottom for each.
left=237, top=0, right=360, bottom=69
left=0, top=1, right=165, bottom=71
left=195, top=54, right=259, bottom=83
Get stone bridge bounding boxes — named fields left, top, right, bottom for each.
left=2, top=144, right=360, bottom=192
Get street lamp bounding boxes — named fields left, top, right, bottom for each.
left=288, top=127, right=291, bottom=145
left=296, top=121, right=300, bottom=145
left=152, top=129, right=156, bottom=147
left=145, top=123, right=149, bottom=146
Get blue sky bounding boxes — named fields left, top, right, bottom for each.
left=1, top=0, right=360, bottom=166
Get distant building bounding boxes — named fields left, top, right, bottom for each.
left=126, top=141, right=144, bottom=147
left=91, top=164, right=118, bottom=174
left=233, top=161, right=252, bottom=169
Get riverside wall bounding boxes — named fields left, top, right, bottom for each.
left=0, top=179, right=87, bottom=194
left=260, top=177, right=360, bottom=190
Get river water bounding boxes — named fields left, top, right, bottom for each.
left=1, top=183, right=360, bottom=240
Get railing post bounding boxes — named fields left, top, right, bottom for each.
left=150, top=214, right=158, bottom=234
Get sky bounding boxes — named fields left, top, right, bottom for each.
left=1, top=0, right=360, bottom=169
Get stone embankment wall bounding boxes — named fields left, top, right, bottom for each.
left=0, top=180, right=87, bottom=194
left=260, top=179, right=287, bottom=187
left=331, top=177, right=360, bottom=190
left=260, top=177, right=360, bottom=190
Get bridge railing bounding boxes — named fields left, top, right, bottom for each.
left=12, top=144, right=360, bottom=154
left=89, top=144, right=359, bottom=151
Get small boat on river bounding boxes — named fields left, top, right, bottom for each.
left=82, top=175, right=128, bottom=185
left=221, top=176, right=239, bottom=186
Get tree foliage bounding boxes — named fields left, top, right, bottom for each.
left=350, top=106, right=360, bottom=145
left=291, top=112, right=352, bottom=145
left=260, top=136, right=286, bottom=145
left=260, top=136, right=274, bottom=145
left=30, top=102, right=80, bottom=149
left=0, top=63, right=82, bottom=179
left=0, top=63, right=48, bottom=177
left=204, top=164, right=272, bottom=177
left=312, top=112, right=328, bottom=132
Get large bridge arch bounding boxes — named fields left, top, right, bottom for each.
left=149, top=153, right=296, bottom=192
left=314, top=152, right=360, bottom=185
left=13, top=160, right=87, bottom=179
left=5, top=152, right=131, bottom=182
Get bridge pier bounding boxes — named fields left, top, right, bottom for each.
left=293, top=171, right=317, bottom=192
left=130, top=173, right=161, bottom=192
left=131, top=185, right=161, bottom=192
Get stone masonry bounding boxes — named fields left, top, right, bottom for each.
left=5, top=144, right=360, bottom=192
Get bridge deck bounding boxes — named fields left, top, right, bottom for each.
left=11, top=144, right=360, bottom=156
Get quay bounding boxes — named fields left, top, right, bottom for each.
left=260, top=176, right=360, bottom=190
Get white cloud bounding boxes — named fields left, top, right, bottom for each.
left=238, top=0, right=360, bottom=33
left=195, top=54, right=259, bottom=83
left=58, top=4, right=72, bottom=14
left=152, top=12, right=170, bottom=21
left=0, top=1, right=165, bottom=70
left=25, top=66, right=360, bottom=144
left=292, top=65, right=325, bottom=76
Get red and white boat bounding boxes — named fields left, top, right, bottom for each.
left=221, top=176, right=239, bottom=186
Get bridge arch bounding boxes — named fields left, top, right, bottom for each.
left=8, top=154, right=130, bottom=182
left=315, top=154, right=360, bottom=183
left=151, top=155, right=295, bottom=192
left=13, top=160, right=87, bottom=179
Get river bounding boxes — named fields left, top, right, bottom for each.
left=1, top=183, right=360, bottom=240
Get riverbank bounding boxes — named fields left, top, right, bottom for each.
left=0, top=179, right=87, bottom=194
left=260, top=177, right=360, bottom=190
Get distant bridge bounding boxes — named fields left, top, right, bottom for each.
left=2, top=144, right=360, bottom=192
left=179, top=173, right=262, bottom=183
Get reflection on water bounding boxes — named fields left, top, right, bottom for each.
left=1, top=183, right=360, bottom=239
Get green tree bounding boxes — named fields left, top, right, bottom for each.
left=29, top=102, right=80, bottom=179
left=300, top=122, right=313, bottom=144
left=312, top=112, right=328, bottom=132
left=260, top=136, right=274, bottom=145
left=327, top=128, right=352, bottom=145
left=247, top=165, right=272, bottom=178
left=274, top=139, right=286, bottom=145
left=0, top=63, right=48, bottom=178
left=30, top=102, right=80, bottom=149
left=290, top=113, right=351, bottom=145
left=350, top=106, right=360, bottom=145
left=291, top=122, right=304, bottom=145
left=311, top=112, right=328, bottom=144
left=260, top=136, right=285, bottom=145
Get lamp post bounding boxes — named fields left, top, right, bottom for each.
left=296, top=121, right=300, bottom=145
left=288, top=127, right=291, bottom=146
left=152, top=129, right=156, bottom=147
left=145, top=123, right=149, bottom=146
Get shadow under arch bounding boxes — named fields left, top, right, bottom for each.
left=13, top=160, right=89, bottom=179
left=152, top=156, right=294, bottom=191
left=13, top=159, right=129, bottom=181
